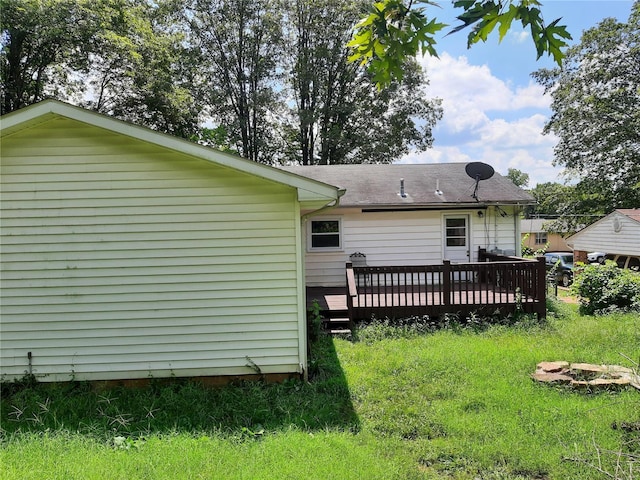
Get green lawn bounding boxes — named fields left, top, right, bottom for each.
left=1, top=302, right=639, bottom=479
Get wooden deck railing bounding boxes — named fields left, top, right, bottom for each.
left=345, top=249, right=546, bottom=322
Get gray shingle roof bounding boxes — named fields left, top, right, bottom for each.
left=280, top=163, right=535, bottom=208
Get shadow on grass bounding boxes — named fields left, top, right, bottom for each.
left=0, top=335, right=359, bottom=439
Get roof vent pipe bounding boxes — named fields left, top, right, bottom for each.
left=435, top=179, right=443, bottom=196
left=400, top=178, right=407, bottom=198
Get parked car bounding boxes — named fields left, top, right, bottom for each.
left=587, top=251, right=606, bottom=263
left=544, top=252, right=574, bottom=287
left=603, top=254, right=640, bottom=271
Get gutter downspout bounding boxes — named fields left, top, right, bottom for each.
left=297, top=188, right=346, bottom=381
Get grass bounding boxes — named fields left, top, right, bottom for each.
left=1, top=301, right=639, bottom=479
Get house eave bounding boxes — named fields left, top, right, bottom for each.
left=338, top=201, right=533, bottom=212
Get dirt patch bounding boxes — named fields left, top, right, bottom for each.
left=555, top=287, right=580, bottom=304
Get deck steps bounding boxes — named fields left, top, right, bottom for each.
left=320, top=309, right=351, bottom=334
left=328, top=328, right=352, bottom=336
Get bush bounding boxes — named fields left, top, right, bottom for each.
left=571, top=261, right=640, bottom=314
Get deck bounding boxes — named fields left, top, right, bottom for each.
left=306, top=250, right=547, bottom=331
left=308, top=285, right=536, bottom=312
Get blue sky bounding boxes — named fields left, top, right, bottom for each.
left=399, top=0, right=635, bottom=187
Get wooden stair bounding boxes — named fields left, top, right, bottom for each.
left=321, top=308, right=352, bottom=335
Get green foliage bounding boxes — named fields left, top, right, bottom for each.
left=349, top=0, right=571, bottom=89
left=0, top=0, right=100, bottom=113
left=2, top=0, right=443, bottom=166
left=0, top=335, right=357, bottom=441
left=353, top=315, right=438, bottom=343
left=451, top=0, right=571, bottom=65
left=520, top=233, right=548, bottom=257
left=572, top=261, right=640, bottom=315
left=189, top=126, right=236, bottom=153
left=533, top=2, right=640, bottom=225
left=187, top=0, right=283, bottom=163
left=347, top=0, right=445, bottom=88
left=0, top=0, right=201, bottom=136
left=506, top=167, right=529, bottom=188
left=88, top=0, right=200, bottom=138
left=307, top=299, right=324, bottom=343
left=354, top=310, right=544, bottom=344
left=1, top=312, right=639, bottom=479
left=286, top=0, right=442, bottom=165
left=524, top=182, right=573, bottom=222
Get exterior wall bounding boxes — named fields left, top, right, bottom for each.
left=520, top=218, right=571, bottom=252
left=304, top=205, right=519, bottom=286
left=569, top=212, right=640, bottom=256
left=574, top=250, right=588, bottom=264
left=1, top=117, right=304, bottom=382
left=521, top=232, right=571, bottom=252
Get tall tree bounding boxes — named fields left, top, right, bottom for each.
left=506, top=168, right=529, bottom=188
left=532, top=1, right=640, bottom=229
left=187, top=0, right=283, bottom=164
left=82, top=0, right=200, bottom=138
left=0, top=0, right=99, bottom=113
left=1, top=0, right=201, bottom=136
left=283, top=0, right=442, bottom=165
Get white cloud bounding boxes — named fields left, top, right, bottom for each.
left=473, top=114, right=552, bottom=148
left=399, top=52, right=563, bottom=186
left=508, top=29, right=530, bottom=44
left=401, top=146, right=472, bottom=165
left=422, top=53, right=549, bottom=115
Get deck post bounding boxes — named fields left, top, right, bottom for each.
left=478, top=247, right=487, bottom=282
left=536, top=256, right=547, bottom=319
left=443, top=259, right=451, bottom=306
left=346, top=262, right=356, bottom=330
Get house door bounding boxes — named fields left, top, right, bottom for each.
left=444, top=215, right=470, bottom=263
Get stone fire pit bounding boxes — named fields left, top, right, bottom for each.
left=532, top=361, right=640, bottom=391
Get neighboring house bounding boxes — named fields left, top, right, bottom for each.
left=521, top=218, right=571, bottom=253
left=0, top=100, right=342, bottom=383
left=281, top=164, right=535, bottom=287
left=567, top=209, right=640, bottom=263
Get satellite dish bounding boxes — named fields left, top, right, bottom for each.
left=465, top=162, right=495, bottom=181
left=465, top=162, right=495, bottom=201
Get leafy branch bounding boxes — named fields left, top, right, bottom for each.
left=348, top=0, right=572, bottom=89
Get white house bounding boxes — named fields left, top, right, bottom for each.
left=566, top=209, right=640, bottom=263
left=281, top=164, right=535, bottom=287
left=0, top=100, right=341, bottom=383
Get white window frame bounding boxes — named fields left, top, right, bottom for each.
left=307, top=217, right=343, bottom=252
left=535, top=232, right=548, bottom=244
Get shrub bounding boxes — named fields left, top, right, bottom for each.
left=571, top=261, right=640, bottom=314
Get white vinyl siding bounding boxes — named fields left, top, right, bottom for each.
left=305, top=207, right=519, bottom=286
left=1, top=117, right=303, bottom=381
left=568, top=212, right=640, bottom=256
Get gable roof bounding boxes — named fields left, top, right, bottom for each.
left=280, top=163, right=534, bottom=208
left=616, top=209, right=640, bottom=223
left=521, top=218, right=552, bottom=233
left=0, top=100, right=342, bottom=205
left=567, top=209, right=640, bottom=241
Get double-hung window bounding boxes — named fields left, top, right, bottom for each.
left=535, top=232, right=548, bottom=244
left=309, top=218, right=342, bottom=250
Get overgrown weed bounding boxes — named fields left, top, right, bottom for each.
left=353, top=309, right=548, bottom=344
left=0, top=335, right=358, bottom=444
left=2, top=309, right=638, bottom=479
